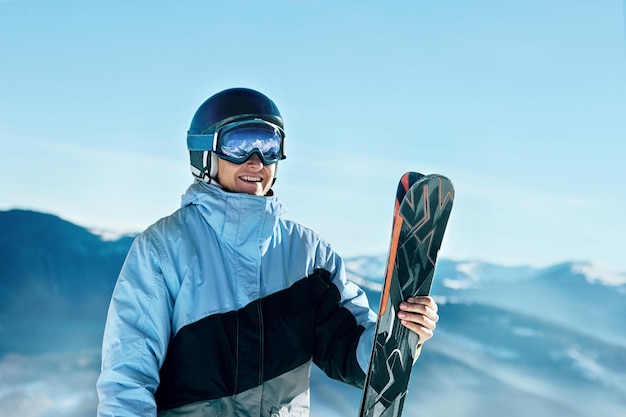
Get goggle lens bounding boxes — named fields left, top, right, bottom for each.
left=216, top=122, right=284, bottom=164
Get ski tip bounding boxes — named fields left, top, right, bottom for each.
left=401, top=172, right=425, bottom=185
left=397, top=172, right=424, bottom=200
left=401, top=172, right=454, bottom=190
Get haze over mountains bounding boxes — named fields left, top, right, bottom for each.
left=1, top=209, right=624, bottom=417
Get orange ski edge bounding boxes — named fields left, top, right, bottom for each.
left=379, top=214, right=403, bottom=316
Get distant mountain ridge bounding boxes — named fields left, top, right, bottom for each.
left=0, top=209, right=134, bottom=323
left=2, top=208, right=624, bottom=340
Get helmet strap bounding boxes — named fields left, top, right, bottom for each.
left=272, top=162, right=278, bottom=186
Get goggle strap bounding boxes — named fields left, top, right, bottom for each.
left=187, top=134, right=213, bottom=151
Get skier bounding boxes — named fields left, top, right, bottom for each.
left=96, top=87, right=439, bottom=417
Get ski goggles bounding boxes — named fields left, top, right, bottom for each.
left=187, top=119, right=286, bottom=165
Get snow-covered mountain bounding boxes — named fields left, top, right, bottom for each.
left=346, top=256, right=626, bottom=346
left=1, top=209, right=625, bottom=417
left=436, top=259, right=626, bottom=346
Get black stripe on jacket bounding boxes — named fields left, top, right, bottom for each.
left=155, top=269, right=367, bottom=411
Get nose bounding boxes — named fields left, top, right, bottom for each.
left=245, top=152, right=264, bottom=167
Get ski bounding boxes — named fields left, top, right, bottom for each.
left=358, top=172, right=455, bottom=417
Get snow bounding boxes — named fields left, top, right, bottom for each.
left=88, top=228, right=133, bottom=242
left=441, top=278, right=476, bottom=290
left=344, top=255, right=386, bottom=281
left=565, top=348, right=626, bottom=394
left=455, top=261, right=481, bottom=280
left=572, top=263, right=626, bottom=286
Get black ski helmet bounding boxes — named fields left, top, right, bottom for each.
left=187, top=88, right=285, bottom=182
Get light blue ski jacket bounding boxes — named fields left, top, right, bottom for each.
left=97, top=181, right=376, bottom=417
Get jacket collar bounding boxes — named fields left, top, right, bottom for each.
left=181, top=181, right=284, bottom=246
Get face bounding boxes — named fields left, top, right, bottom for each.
left=216, top=153, right=276, bottom=196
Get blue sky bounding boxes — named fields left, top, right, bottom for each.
left=1, top=0, right=625, bottom=272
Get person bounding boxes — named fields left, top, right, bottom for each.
left=96, top=87, right=439, bottom=417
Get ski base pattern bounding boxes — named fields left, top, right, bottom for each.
left=358, top=172, right=455, bottom=417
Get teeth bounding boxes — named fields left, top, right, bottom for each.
left=241, top=176, right=262, bottom=182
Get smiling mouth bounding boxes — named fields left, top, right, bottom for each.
left=240, top=176, right=263, bottom=183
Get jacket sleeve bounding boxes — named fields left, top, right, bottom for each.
left=96, top=230, right=175, bottom=417
left=311, top=245, right=377, bottom=388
